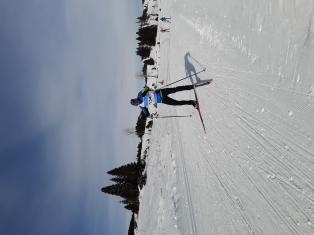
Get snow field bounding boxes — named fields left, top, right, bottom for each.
left=138, top=0, right=314, bottom=234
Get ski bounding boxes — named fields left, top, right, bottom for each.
left=193, top=86, right=206, bottom=133
left=192, top=79, right=213, bottom=133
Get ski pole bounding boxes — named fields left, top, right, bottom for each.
left=157, top=68, right=206, bottom=89
left=155, top=114, right=192, bottom=119
left=188, top=54, right=207, bottom=71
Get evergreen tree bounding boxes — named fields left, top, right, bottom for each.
left=143, top=57, right=155, bottom=65
left=111, top=175, right=138, bottom=186
left=107, top=162, right=138, bottom=177
left=101, top=184, right=125, bottom=197
left=120, top=199, right=130, bottom=205
left=135, top=110, right=147, bottom=138
left=137, top=15, right=149, bottom=26
left=125, top=203, right=139, bottom=213
left=128, top=213, right=136, bottom=235
left=101, top=182, right=139, bottom=200
left=136, top=141, right=143, bottom=164
left=138, top=172, right=147, bottom=189
left=110, top=176, right=127, bottom=184
left=136, top=46, right=151, bottom=59
left=137, top=25, right=157, bottom=46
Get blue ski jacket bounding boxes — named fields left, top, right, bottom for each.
left=137, top=86, right=162, bottom=116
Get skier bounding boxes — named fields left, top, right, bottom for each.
left=160, top=17, right=171, bottom=23
left=160, top=27, right=170, bottom=32
left=130, top=82, right=210, bottom=118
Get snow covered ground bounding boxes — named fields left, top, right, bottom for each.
left=138, top=0, right=314, bottom=234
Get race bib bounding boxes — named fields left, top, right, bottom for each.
left=146, top=91, right=157, bottom=106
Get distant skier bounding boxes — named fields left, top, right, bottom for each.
left=130, top=82, right=210, bottom=118
left=160, top=17, right=171, bottom=23
left=160, top=27, right=170, bottom=32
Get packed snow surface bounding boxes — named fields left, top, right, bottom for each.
left=138, top=0, right=314, bottom=234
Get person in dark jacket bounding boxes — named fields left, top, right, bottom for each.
left=160, top=17, right=171, bottom=23
left=160, top=27, right=170, bottom=32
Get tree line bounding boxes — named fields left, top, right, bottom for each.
left=136, top=4, right=158, bottom=77
left=101, top=1, right=158, bottom=233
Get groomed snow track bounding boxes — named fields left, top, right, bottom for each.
left=138, top=0, right=314, bottom=234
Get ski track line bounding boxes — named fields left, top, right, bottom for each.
left=199, top=84, right=314, bottom=233
left=170, top=105, right=198, bottom=235
left=229, top=94, right=314, bottom=164
left=184, top=4, right=312, bottom=235
left=230, top=94, right=314, bottom=159
left=208, top=88, right=314, bottom=191
left=235, top=115, right=314, bottom=223
left=168, top=3, right=313, bottom=234
left=228, top=88, right=314, bottom=144
left=214, top=78, right=303, bottom=125
left=188, top=129, right=247, bottom=234
left=235, top=114, right=314, bottom=195
left=187, top=122, right=250, bottom=233
left=218, top=76, right=314, bottom=135
left=201, top=112, right=305, bottom=234
left=190, top=87, right=264, bottom=234
left=200, top=116, right=277, bottom=234
left=215, top=69, right=314, bottom=99
left=188, top=117, right=257, bottom=234
left=194, top=127, right=261, bottom=234
left=217, top=75, right=312, bottom=113
left=219, top=67, right=313, bottom=112
left=209, top=86, right=314, bottom=162
left=141, top=1, right=314, bottom=235
left=212, top=118, right=314, bottom=209
left=169, top=41, right=198, bottom=235
left=235, top=106, right=314, bottom=164
left=169, top=70, right=198, bottom=234
left=160, top=25, right=198, bottom=234
left=226, top=131, right=310, bottom=234
left=233, top=115, right=314, bottom=198
left=235, top=116, right=314, bottom=193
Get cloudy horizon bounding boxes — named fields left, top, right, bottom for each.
left=0, top=0, right=143, bottom=234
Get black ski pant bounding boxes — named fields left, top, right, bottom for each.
left=160, top=85, right=195, bottom=106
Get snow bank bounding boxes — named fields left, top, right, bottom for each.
left=138, top=0, right=314, bottom=234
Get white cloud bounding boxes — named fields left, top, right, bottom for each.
left=0, top=0, right=142, bottom=234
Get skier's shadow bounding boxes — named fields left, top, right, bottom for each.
left=184, top=52, right=209, bottom=85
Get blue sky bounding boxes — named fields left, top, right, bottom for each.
left=0, top=0, right=142, bottom=234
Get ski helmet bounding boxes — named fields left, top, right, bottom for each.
left=130, top=98, right=140, bottom=106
